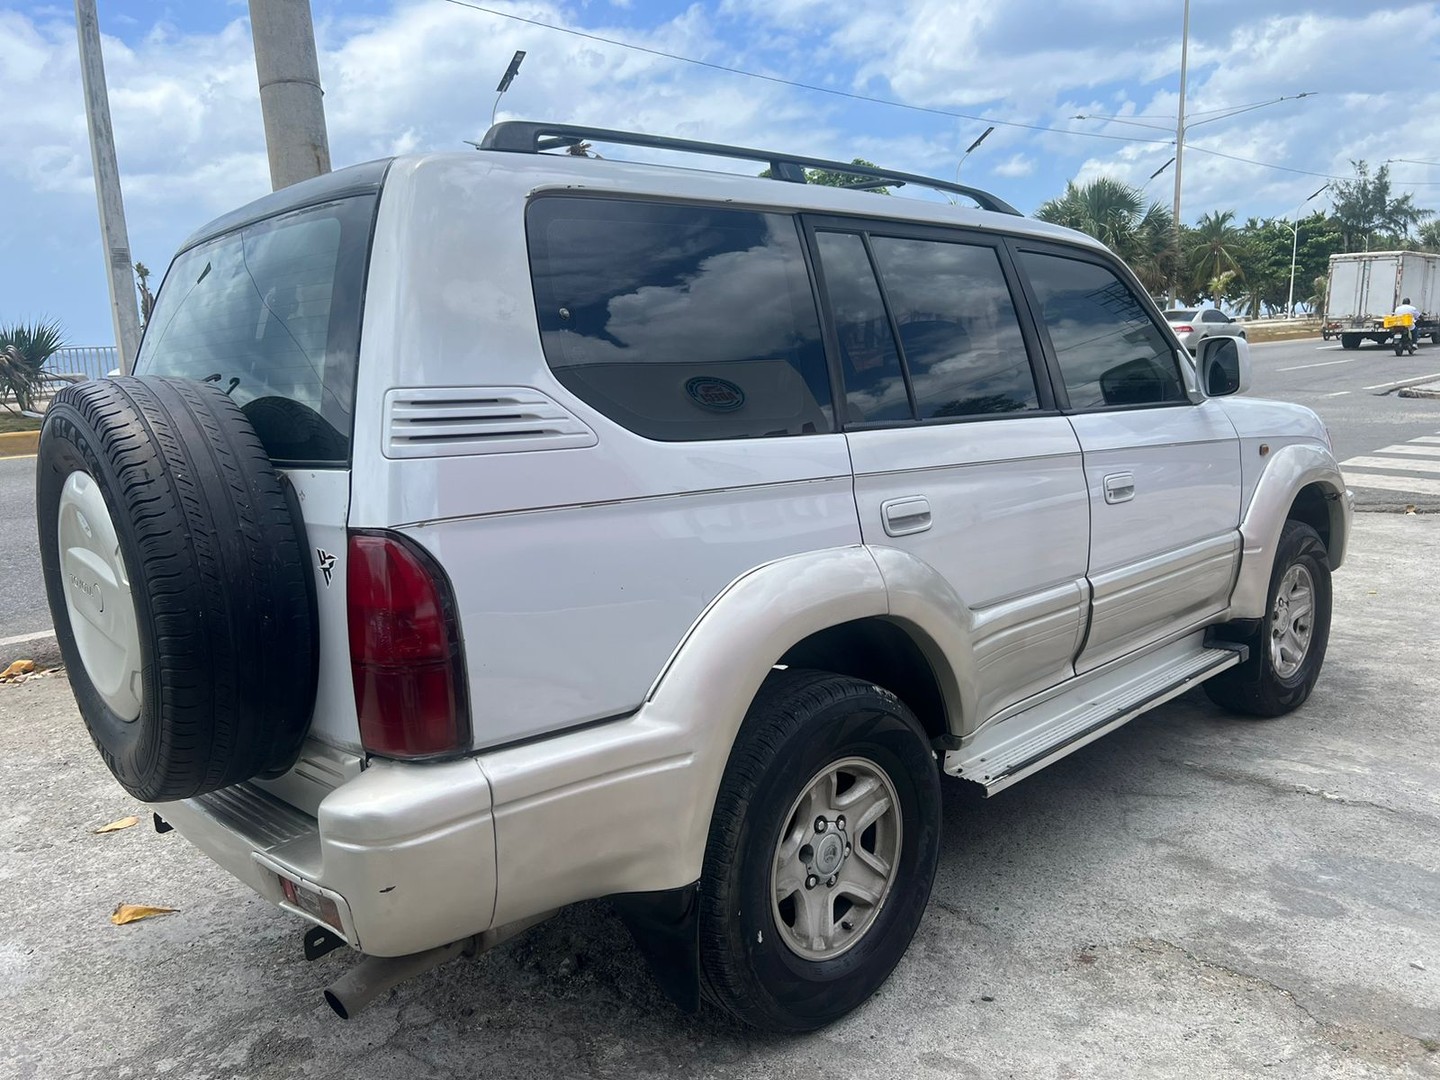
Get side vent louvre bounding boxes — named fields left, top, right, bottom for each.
left=383, top=387, right=598, bottom=459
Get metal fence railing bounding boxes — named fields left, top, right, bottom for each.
left=45, top=345, right=118, bottom=381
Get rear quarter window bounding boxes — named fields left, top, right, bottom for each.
left=136, top=195, right=376, bottom=464
left=526, top=196, right=834, bottom=441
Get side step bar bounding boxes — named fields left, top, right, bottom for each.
left=944, top=639, right=1247, bottom=795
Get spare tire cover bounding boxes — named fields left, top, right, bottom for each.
left=36, top=376, right=318, bottom=801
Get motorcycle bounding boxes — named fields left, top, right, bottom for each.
left=1384, top=313, right=1418, bottom=356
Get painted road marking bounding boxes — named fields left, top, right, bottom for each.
left=1363, top=372, right=1440, bottom=390
left=1277, top=357, right=1362, bottom=372
left=1325, top=391, right=1351, bottom=397
left=1339, top=472, right=1440, bottom=497
left=1370, top=444, right=1440, bottom=458
left=1341, top=455, right=1440, bottom=475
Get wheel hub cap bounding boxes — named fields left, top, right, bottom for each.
left=770, top=755, right=903, bottom=961
left=1269, top=563, right=1315, bottom=681
left=57, top=471, right=142, bottom=720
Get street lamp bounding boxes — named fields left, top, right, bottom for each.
left=955, top=126, right=994, bottom=182
left=1284, top=183, right=1330, bottom=319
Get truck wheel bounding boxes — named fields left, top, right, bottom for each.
left=1431, top=332, right=1439, bottom=346
left=1204, top=521, right=1331, bottom=718
left=1340, top=334, right=1359, bottom=350
left=36, top=377, right=318, bottom=802
left=699, top=670, right=941, bottom=1031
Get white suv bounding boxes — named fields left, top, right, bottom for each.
left=37, top=123, right=1352, bottom=1032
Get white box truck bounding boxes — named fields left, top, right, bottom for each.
left=1323, top=251, right=1440, bottom=349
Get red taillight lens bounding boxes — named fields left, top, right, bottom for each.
left=1173, top=324, right=1194, bottom=334
left=347, top=532, right=470, bottom=759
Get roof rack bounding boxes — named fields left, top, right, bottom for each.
left=476, top=121, right=1022, bottom=217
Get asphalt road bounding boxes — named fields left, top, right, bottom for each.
left=4, top=512, right=1436, bottom=1079
left=1248, top=336, right=1440, bottom=510
left=0, top=453, right=54, bottom=652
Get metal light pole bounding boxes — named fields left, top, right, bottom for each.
left=74, top=0, right=141, bottom=374
left=1170, top=0, right=1190, bottom=308
left=1285, top=184, right=1330, bottom=319
left=249, top=0, right=331, bottom=191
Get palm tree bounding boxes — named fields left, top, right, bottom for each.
left=0, top=319, right=66, bottom=413
left=1035, top=177, right=1176, bottom=296
left=1187, top=210, right=1246, bottom=302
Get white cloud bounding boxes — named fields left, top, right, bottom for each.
left=8, top=0, right=1440, bottom=345
left=992, top=154, right=1034, bottom=178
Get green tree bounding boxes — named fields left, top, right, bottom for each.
left=1186, top=210, right=1246, bottom=303
left=0, top=318, right=65, bottom=413
left=1034, top=177, right=1176, bottom=296
left=759, top=158, right=890, bottom=194
left=1329, top=161, right=1432, bottom=250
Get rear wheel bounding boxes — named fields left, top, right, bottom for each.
left=1204, top=521, right=1331, bottom=718
left=699, top=670, right=941, bottom=1031
left=1341, top=334, right=1360, bottom=350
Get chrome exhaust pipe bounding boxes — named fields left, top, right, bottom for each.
left=324, top=939, right=469, bottom=1019
left=322, top=911, right=557, bottom=1019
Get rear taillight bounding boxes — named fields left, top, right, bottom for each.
left=1173, top=324, right=1194, bottom=334
left=347, top=531, right=470, bottom=759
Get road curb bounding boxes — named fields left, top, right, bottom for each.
left=1398, top=384, right=1440, bottom=399
left=0, top=431, right=40, bottom=457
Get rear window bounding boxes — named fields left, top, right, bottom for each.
left=136, top=195, right=376, bottom=465
left=526, top=196, right=833, bottom=441
left=1165, top=310, right=1198, bottom=321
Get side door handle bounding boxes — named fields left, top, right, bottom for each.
left=1103, top=472, right=1136, bottom=504
left=881, top=496, right=932, bottom=536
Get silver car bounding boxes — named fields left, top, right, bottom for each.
left=1165, top=307, right=1248, bottom=353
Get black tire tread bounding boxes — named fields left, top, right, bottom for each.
left=1203, top=520, right=1331, bottom=718
left=38, top=376, right=315, bottom=801
left=697, top=669, right=938, bottom=1030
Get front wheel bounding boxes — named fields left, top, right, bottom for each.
left=699, top=670, right=941, bottom=1031
left=1204, top=521, right=1332, bottom=717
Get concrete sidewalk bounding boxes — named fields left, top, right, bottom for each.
left=2, top=513, right=1437, bottom=1079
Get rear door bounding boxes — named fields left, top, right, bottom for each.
left=1011, top=244, right=1242, bottom=673
left=807, top=218, right=1091, bottom=723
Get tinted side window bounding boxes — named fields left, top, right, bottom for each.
left=137, top=196, right=375, bottom=464
left=527, top=197, right=832, bottom=441
left=1019, top=252, right=1185, bottom=410
left=869, top=236, right=1039, bottom=418
left=814, top=232, right=909, bottom=423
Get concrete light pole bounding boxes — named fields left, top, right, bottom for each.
left=1170, top=0, right=1190, bottom=308
left=249, top=0, right=331, bottom=190
left=74, top=0, right=141, bottom=374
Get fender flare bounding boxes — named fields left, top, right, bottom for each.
left=1230, top=442, right=1350, bottom=619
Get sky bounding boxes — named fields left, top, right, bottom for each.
left=4, top=0, right=1440, bottom=345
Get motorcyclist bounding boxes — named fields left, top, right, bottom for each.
left=1394, top=297, right=1421, bottom=355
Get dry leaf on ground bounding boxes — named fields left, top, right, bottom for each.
left=111, top=904, right=178, bottom=925
left=0, top=659, right=36, bottom=682
left=93, top=816, right=140, bottom=834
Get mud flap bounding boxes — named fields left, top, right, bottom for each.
left=609, top=883, right=701, bottom=1013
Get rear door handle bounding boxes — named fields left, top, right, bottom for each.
left=881, top=496, right=932, bottom=536
left=1103, top=472, right=1135, bottom=504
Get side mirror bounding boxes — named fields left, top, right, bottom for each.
left=1198, top=335, right=1251, bottom=397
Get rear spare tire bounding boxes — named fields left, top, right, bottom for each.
left=36, top=377, right=317, bottom=801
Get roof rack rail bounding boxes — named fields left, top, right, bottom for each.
left=477, top=121, right=1022, bottom=217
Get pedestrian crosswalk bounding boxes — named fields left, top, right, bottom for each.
left=1341, top=433, right=1440, bottom=496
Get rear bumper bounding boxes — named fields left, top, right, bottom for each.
left=154, top=756, right=497, bottom=957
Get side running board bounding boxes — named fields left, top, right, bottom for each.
left=943, top=638, right=1247, bottom=795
